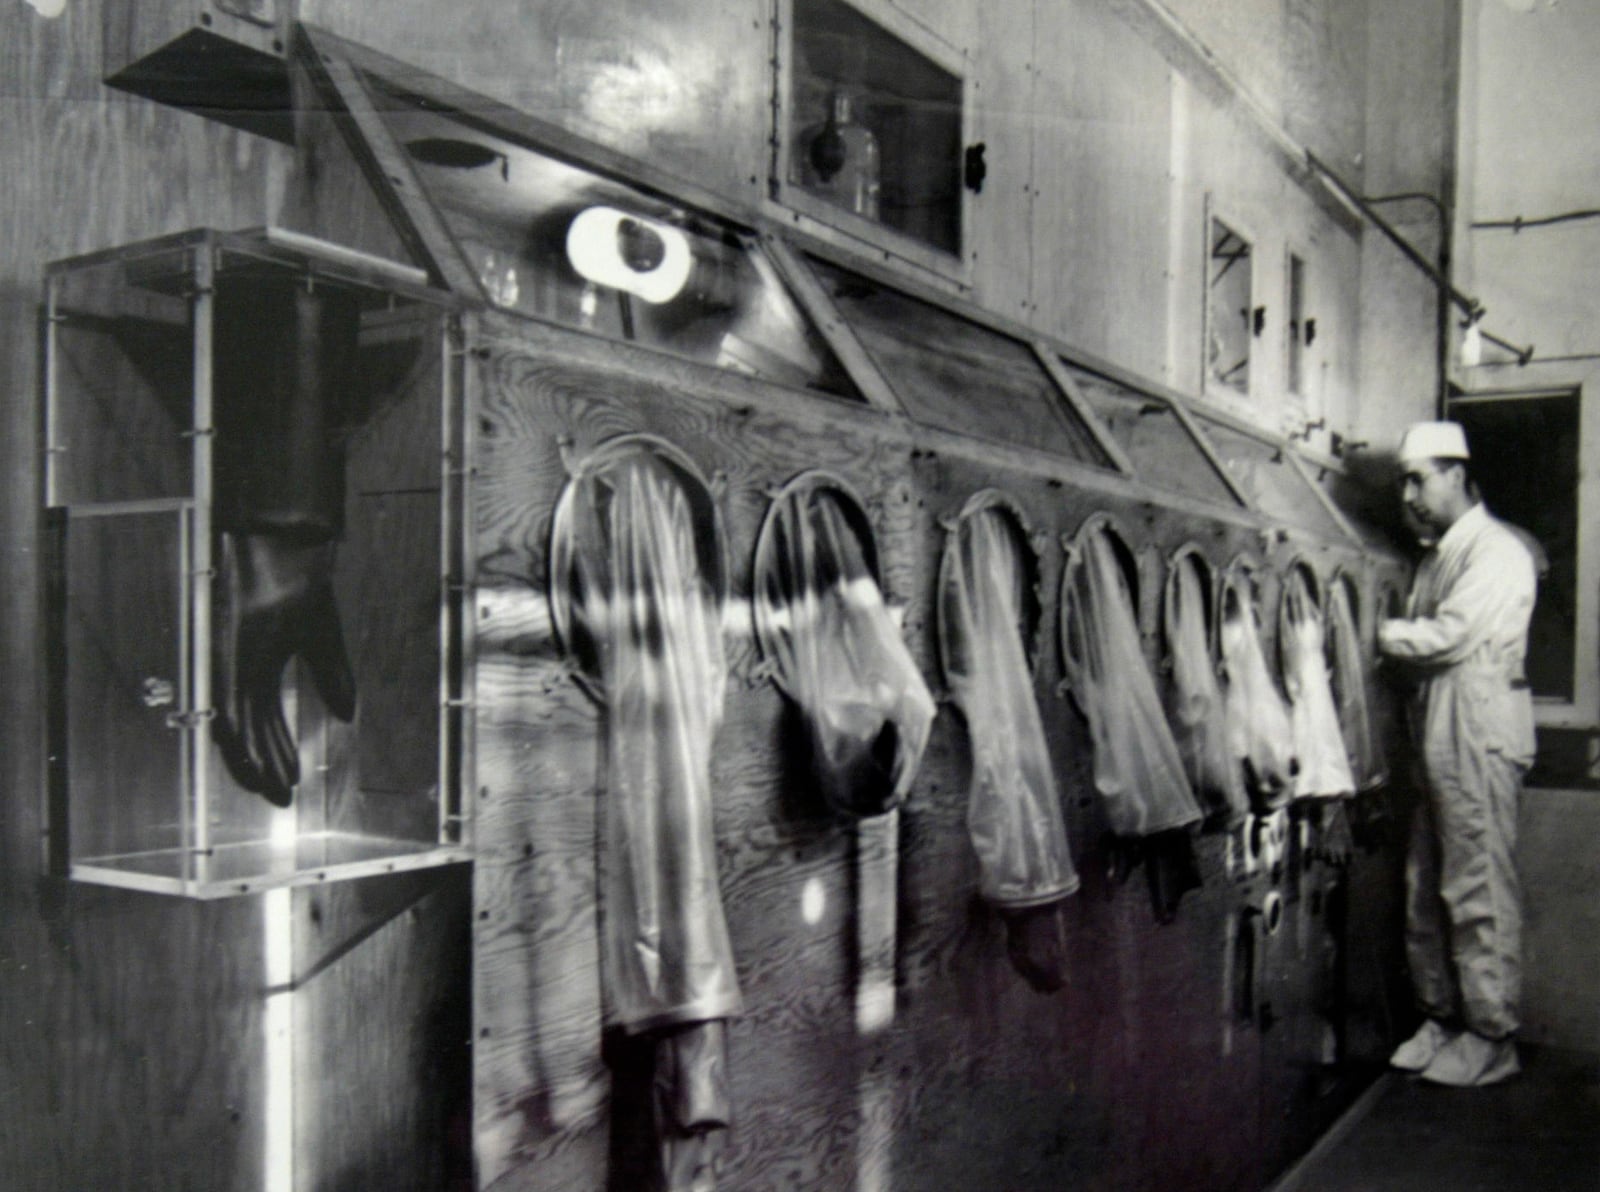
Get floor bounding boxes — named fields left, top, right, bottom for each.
left=1279, top=1045, right=1600, bottom=1192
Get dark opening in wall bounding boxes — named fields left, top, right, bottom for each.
left=1447, top=389, right=1579, bottom=702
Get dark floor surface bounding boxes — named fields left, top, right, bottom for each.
left=1286, top=1044, right=1600, bottom=1192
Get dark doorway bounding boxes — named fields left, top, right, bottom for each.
left=1447, top=389, right=1580, bottom=702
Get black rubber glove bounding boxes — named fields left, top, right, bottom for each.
left=212, top=531, right=356, bottom=807
left=1002, top=901, right=1071, bottom=993
left=652, top=1020, right=730, bottom=1192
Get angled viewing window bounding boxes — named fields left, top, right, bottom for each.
left=805, top=256, right=1114, bottom=466
left=1195, top=414, right=1351, bottom=543
left=369, top=84, right=861, bottom=400
left=1056, top=361, right=1241, bottom=506
left=778, top=0, right=967, bottom=272
left=1205, top=215, right=1253, bottom=397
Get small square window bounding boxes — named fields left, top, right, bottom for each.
left=1205, top=216, right=1253, bottom=397
left=778, top=0, right=966, bottom=267
left=1287, top=252, right=1307, bottom=396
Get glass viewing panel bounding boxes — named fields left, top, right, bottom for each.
left=787, top=0, right=964, bottom=256
left=60, top=508, right=188, bottom=868
left=1206, top=217, right=1252, bottom=396
left=1314, top=466, right=1405, bottom=554
left=48, top=245, right=197, bottom=508
left=373, top=87, right=860, bottom=401
left=1287, top=253, right=1307, bottom=396
left=1197, top=416, right=1348, bottom=541
left=807, top=256, right=1114, bottom=466
left=1056, top=361, right=1240, bottom=506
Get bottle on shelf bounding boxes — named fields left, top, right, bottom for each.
left=796, top=90, right=881, bottom=221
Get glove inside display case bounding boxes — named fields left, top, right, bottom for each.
left=43, top=227, right=473, bottom=897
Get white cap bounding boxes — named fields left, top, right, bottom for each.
left=1397, top=421, right=1470, bottom=465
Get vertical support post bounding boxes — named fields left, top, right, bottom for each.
left=438, top=316, right=457, bottom=847
left=190, top=242, right=217, bottom=876
left=43, top=277, right=61, bottom=507
left=440, top=312, right=476, bottom=850
left=41, top=278, right=67, bottom=875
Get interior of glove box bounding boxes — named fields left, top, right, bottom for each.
left=43, top=228, right=472, bottom=897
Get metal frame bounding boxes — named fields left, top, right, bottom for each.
left=767, top=0, right=974, bottom=286
left=42, top=228, right=472, bottom=897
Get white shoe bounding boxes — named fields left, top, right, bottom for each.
left=1390, top=1019, right=1456, bottom=1072
left=1419, top=1032, right=1520, bottom=1087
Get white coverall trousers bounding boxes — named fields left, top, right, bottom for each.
left=1404, top=671, right=1526, bottom=1040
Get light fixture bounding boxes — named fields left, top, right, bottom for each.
left=566, top=206, right=692, bottom=304
left=1460, top=310, right=1484, bottom=368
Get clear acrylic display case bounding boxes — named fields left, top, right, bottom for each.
left=43, top=227, right=473, bottom=897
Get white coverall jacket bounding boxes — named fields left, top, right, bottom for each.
left=1378, top=503, right=1536, bottom=1039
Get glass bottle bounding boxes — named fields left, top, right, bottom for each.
left=797, top=91, right=881, bottom=220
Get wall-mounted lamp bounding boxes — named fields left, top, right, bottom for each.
left=566, top=206, right=692, bottom=304
left=1460, top=309, right=1484, bottom=368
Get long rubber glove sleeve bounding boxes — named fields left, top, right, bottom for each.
left=1281, top=570, right=1356, bottom=800
left=212, top=532, right=356, bottom=807
left=565, top=451, right=742, bottom=1033
left=1326, top=582, right=1385, bottom=790
left=1219, top=575, right=1297, bottom=811
left=943, top=510, right=1077, bottom=908
left=1061, top=529, right=1201, bottom=837
left=1165, top=560, right=1249, bottom=827
left=759, top=488, right=934, bottom=818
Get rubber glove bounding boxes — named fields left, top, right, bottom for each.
left=212, top=530, right=356, bottom=806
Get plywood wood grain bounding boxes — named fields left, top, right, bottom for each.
left=469, top=306, right=1390, bottom=1192
left=1, top=7, right=469, bottom=1189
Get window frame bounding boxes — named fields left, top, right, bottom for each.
left=769, top=0, right=975, bottom=286
left=1201, top=198, right=1259, bottom=406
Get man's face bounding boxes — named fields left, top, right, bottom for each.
left=1399, top=458, right=1464, bottom=536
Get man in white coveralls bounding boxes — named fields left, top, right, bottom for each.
left=1379, top=420, right=1537, bottom=1088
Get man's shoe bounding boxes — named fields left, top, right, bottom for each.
left=1390, top=1019, right=1456, bottom=1072
left=1419, top=1032, right=1520, bottom=1087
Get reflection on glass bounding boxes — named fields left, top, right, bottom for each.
left=807, top=256, right=1113, bottom=466
left=1198, top=418, right=1346, bottom=540
left=789, top=0, right=962, bottom=253
left=1207, top=217, right=1252, bottom=395
left=796, top=91, right=881, bottom=220
left=1058, top=362, right=1239, bottom=505
left=374, top=89, right=860, bottom=400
